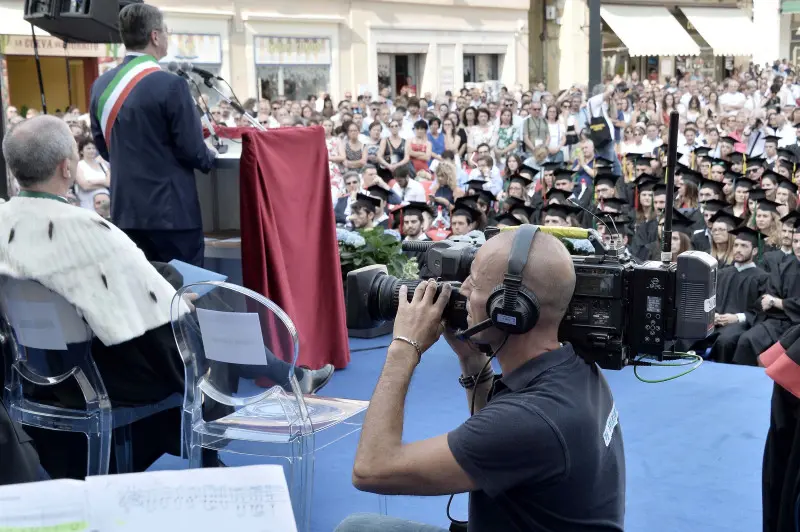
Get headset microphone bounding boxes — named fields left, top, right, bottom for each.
left=455, top=318, right=493, bottom=341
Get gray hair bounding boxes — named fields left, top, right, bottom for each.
left=119, top=4, right=164, bottom=50
left=591, top=84, right=606, bottom=97
left=3, top=115, right=75, bottom=187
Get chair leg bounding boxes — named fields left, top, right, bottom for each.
left=188, top=443, right=203, bottom=469
left=86, top=430, right=111, bottom=476
left=113, top=425, right=134, bottom=474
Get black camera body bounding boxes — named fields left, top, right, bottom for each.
left=345, top=230, right=717, bottom=370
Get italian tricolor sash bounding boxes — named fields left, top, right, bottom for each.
left=96, top=55, right=161, bottom=145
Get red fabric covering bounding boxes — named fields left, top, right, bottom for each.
left=202, top=126, right=251, bottom=140
left=759, top=341, right=785, bottom=368
left=764, top=354, right=800, bottom=400
left=239, top=126, right=350, bottom=370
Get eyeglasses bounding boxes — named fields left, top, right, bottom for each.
left=390, top=123, right=399, bottom=127
left=532, top=107, right=542, bottom=111
left=346, top=181, right=359, bottom=186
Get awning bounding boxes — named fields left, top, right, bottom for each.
left=680, top=7, right=755, bottom=57
left=600, top=5, right=700, bottom=57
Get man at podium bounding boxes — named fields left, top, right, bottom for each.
left=90, top=4, right=217, bottom=266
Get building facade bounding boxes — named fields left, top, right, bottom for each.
left=0, top=0, right=531, bottom=114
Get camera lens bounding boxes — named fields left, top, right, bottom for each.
left=367, top=274, right=468, bottom=330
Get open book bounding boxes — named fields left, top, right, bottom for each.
left=0, top=465, right=297, bottom=532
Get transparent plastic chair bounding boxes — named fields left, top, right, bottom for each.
left=0, top=277, right=181, bottom=477
left=170, top=281, right=382, bottom=532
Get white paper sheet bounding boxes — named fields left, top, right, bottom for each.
left=196, top=307, right=268, bottom=365
left=4, top=299, right=68, bottom=350
left=85, top=465, right=297, bottom=532
left=0, top=479, right=89, bottom=531
left=168, top=259, right=228, bottom=297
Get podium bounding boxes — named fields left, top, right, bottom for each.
left=195, top=138, right=243, bottom=283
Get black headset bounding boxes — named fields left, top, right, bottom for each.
left=485, top=224, right=541, bottom=335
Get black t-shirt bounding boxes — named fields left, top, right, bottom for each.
left=447, top=344, right=625, bottom=531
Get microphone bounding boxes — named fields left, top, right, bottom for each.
left=167, top=61, right=189, bottom=79
left=179, top=62, right=219, bottom=81
left=456, top=318, right=493, bottom=341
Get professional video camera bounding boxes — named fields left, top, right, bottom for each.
left=345, top=226, right=717, bottom=370
left=345, top=111, right=719, bottom=370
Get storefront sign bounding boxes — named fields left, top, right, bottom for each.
left=160, top=33, right=222, bottom=65
left=0, top=35, right=118, bottom=58
left=255, top=37, right=331, bottom=66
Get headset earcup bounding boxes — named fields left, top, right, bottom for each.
left=516, top=286, right=541, bottom=333
left=486, top=285, right=507, bottom=328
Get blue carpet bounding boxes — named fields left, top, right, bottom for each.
left=150, top=335, right=773, bottom=532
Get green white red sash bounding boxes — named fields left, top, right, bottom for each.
left=96, top=55, right=161, bottom=145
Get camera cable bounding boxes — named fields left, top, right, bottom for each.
left=631, top=351, right=703, bottom=383
left=446, top=334, right=509, bottom=529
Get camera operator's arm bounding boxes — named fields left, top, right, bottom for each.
left=352, top=281, right=480, bottom=496
left=444, top=330, right=494, bottom=413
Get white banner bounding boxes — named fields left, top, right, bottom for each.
left=255, top=37, right=331, bottom=65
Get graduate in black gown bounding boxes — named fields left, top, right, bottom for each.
left=760, top=324, right=800, bottom=532
left=762, top=211, right=798, bottom=274
left=733, top=228, right=800, bottom=366
left=692, top=199, right=728, bottom=253
left=632, top=182, right=669, bottom=261
left=706, top=227, right=769, bottom=363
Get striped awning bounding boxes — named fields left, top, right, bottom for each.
left=600, top=5, right=701, bottom=57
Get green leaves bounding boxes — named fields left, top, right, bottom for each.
left=337, top=228, right=419, bottom=280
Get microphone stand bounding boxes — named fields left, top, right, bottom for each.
left=661, top=110, right=679, bottom=265
left=203, top=78, right=266, bottom=132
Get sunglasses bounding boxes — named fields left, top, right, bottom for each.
left=346, top=181, right=359, bottom=186
left=390, top=123, right=400, bottom=127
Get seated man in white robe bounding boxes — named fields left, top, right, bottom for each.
left=0, top=116, right=333, bottom=478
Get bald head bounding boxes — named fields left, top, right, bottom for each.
left=3, top=115, right=76, bottom=188
left=474, top=229, right=576, bottom=328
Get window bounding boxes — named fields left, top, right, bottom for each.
left=254, top=36, right=331, bottom=101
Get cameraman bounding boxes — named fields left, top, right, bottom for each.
left=336, top=230, right=625, bottom=532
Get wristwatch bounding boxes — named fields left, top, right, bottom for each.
left=458, top=368, right=495, bottom=389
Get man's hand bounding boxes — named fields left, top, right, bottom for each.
left=715, top=313, right=738, bottom=327
left=443, top=326, right=486, bottom=362
left=393, top=280, right=451, bottom=354
left=762, top=294, right=775, bottom=311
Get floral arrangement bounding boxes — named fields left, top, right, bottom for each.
left=336, top=228, right=419, bottom=281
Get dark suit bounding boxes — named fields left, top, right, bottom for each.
left=90, top=54, right=216, bottom=266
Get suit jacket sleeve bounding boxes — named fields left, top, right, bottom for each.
left=165, top=78, right=217, bottom=173
left=89, top=87, right=109, bottom=161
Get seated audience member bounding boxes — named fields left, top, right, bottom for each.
left=350, top=193, right=382, bottom=230
left=733, top=225, right=800, bottom=366
left=0, top=116, right=332, bottom=478
left=703, top=227, right=769, bottom=363
left=762, top=211, right=798, bottom=273
left=450, top=197, right=483, bottom=236
left=336, top=229, right=624, bottom=531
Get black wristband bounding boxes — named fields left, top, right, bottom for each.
left=458, top=367, right=495, bottom=390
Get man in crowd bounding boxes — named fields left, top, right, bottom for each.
left=90, top=4, right=217, bottom=266
left=350, top=193, right=382, bottom=230
left=336, top=229, right=624, bottom=531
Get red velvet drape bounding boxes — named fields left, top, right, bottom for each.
left=239, top=126, right=350, bottom=369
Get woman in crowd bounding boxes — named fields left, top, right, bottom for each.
left=705, top=92, right=721, bottom=118
left=442, top=117, right=463, bottom=167
left=504, top=154, right=523, bottom=179
left=340, top=120, right=367, bottom=173
left=447, top=112, right=468, bottom=161
left=321, top=97, right=335, bottom=118
left=467, top=108, right=495, bottom=166
left=661, top=93, right=678, bottom=125
left=74, top=138, right=110, bottom=211
left=710, top=215, right=736, bottom=268
left=324, top=118, right=344, bottom=189
left=635, top=181, right=656, bottom=224
left=430, top=159, right=461, bottom=212
left=377, top=119, right=410, bottom=176
left=365, top=121, right=383, bottom=168
left=544, top=105, right=566, bottom=163
left=493, top=108, right=518, bottom=168
left=409, top=120, right=432, bottom=174
left=750, top=202, right=782, bottom=249
left=685, top=96, right=703, bottom=123
left=462, top=106, right=477, bottom=129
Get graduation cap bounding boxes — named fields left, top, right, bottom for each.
left=680, top=169, right=703, bottom=187
left=465, top=178, right=488, bottom=192
left=734, top=176, right=757, bottom=190
left=634, top=174, right=658, bottom=191
left=729, top=226, right=767, bottom=247
left=518, top=164, right=539, bottom=177
left=356, top=192, right=383, bottom=209
left=756, top=199, right=781, bottom=213
left=719, top=136, right=738, bottom=146
left=693, top=146, right=711, bottom=158
left=365, top=185, right=390, bottom=202
left=595, top=171, right=620, bottom=188
left=545, top=188, right=571, bottom=204
left=746, top=157, right=765, bottom=169
left=452, top=197, right=481, bottom=220
left=709, top=157, right=729, bottom=169
left=475, top=189, right=496, bottom=204
left=542, top=203, right=579, bottom=221
left=553, top=168, right=575, bottom=183
left=595, top=157, right=614, bottom=169
left=729, top=152, right=746, bottom=167
left=778, top=177, right=799, bottom=195
left=777, top=148, right=797, bottom=163
left=503, top=196, right=526, bottom=211
left=701, top=199, right=729, bottom=213
left=597, top=213, right=632, bottom=232
left=748, top=188, right=767, bottom=202
left=764, top=135, right=782, bottom=146
left=653, top=183, right=677, bottom=197
left=761, top=169, right=782, bottom=184
left=698, top=178, right=724, bottom=196
left=540, top=162, right=563, bottom=172
left=599, top=197, right=628, bottom=212
left=511, top=205, right=537, bottom=221
left=780, top=210, right=800, bottom=227
left=662, top=209, right=695, bottom=236
left=633, top=154, right=654, bottom=166
left=708, top=209, right=743, bottom=228
left=495, top=213, right=523, bottom=227
left=509, top=174, right=533, bottom=188
left=779, top=159, right=796, bottom=173
left=398, top=201, right=434, bottom=218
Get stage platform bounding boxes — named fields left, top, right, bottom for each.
left=151, top=335, right=773, bottom=532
